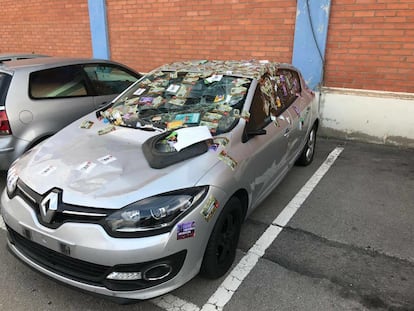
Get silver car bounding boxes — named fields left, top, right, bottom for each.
left=0, top=57, right=141, bottom=170
left=1, top=60, right=319, bottom=301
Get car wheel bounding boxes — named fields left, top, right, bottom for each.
left=200, top=197, right=242, bottom=279
left=296, top=124, right=317, bottom=166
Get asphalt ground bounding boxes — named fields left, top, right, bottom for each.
left=0, top=137, right=413, bottom=310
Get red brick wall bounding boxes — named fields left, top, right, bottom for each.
left=0, top=0, right=91, bottom=57
left=1, top=0, right=413, bottom=94
left=106, top=0, right=296, bottom=72
left=325, top=0, right=414, bottom=93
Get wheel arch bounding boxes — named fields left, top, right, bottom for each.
left=231, top=188, right=249, bottom=222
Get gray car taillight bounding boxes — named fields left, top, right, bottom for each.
left=0, top=109, right=12, bottom=135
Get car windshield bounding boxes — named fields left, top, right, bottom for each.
left=102, top=70, right=252, bottom=135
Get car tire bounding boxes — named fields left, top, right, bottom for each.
left=296, top=123, right=317, bottom=166
left=200, top=196, right=242, bottom=279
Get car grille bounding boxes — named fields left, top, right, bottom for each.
left=7, top=226, right=110, bottom=285
left=14, top=180, right=110, bottom=229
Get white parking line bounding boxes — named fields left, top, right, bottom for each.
left=0, top=147, right=343, bottom=311
left=0, top=215, right=5, bottom=230
left=152, top=294, right=200, bottom=311
left=201, top=146, right=344, bottom=311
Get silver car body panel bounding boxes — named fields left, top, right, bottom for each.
left=1, top=61, right=319, bottom=299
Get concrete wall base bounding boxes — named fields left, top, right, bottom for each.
left=318, top=87, right=414, bottom=149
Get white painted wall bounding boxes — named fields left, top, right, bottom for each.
left=318, top=87, right=414, bottom=148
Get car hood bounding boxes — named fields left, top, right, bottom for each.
left=15, top=113, right=223, bottom=209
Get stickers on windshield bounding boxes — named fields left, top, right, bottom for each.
left=77, top=161, right=96, bottom=173
left=201, top=196, right=219, bottom=221
left=139, top=78, right=152, bottom=86
left=177, top=221, right=196, bottom=240
left=230, top=86, right=247, bottom=96
left=80, top=120, right=94, bottom=129
left=177, top=85, right=192, bottom=98
left=152, top=96, right=164, bottom=108
left=169, top=98, right=186, bottom=106
left=98, top=125, right=116, bottom=135
left=183, top=74, right=199, bottom=84
left=214, top=95, right=225, bottom=103
left=148, top=86, right=165, bottom=94
left=205, top=74, right=223, bottom=84
left=39, top=165, right=56, bottom=176
left=133, top=88, right=146, bottom=96
left=202, top=112, right=222, bottom=122
left=218, top=150, right=237, bottom=170
left=174, top=113, right=200, bottom=124
left=125, top=98, right=139, bottom=105
left=199, top=121, right=218, bottom=133
left=97, top=154, right=116, bottom=165
left=166, top=84, right=180, bottom=93
left=167, top=120, right=184, bottom=130
left=139, top=97, right=153, bottom=105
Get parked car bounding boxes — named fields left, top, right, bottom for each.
left=0, top=57, right=141, bottom=170
left=1, top=60, right=318, bottom=301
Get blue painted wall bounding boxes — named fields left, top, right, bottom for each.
left=292, top=0, right=331, bottom=90
left=88, top=0, right=110, bottom=59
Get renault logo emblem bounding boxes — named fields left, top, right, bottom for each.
left=40, top=189, right=60, bottom=223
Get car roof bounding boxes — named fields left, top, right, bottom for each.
left=156, top=60, right=297, bottom=79
left=0, top=57, right=127, bottom=71
left=0, top=53, right=49, bottom=61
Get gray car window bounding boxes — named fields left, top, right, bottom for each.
left=275, top=69, right=301, bottom=107
left=83, top=64, right=138, bottom=96
left=29, top=65, right=88, bottom=99
left=0, top=73, right=12, bottom=106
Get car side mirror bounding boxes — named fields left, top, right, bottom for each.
left=242, top=128, right=267, bottom=143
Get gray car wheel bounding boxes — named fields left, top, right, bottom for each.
left=296, top=124, right=317, bottom=166
left=200, top=197, right=242, bottom=279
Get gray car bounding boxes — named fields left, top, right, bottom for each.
left=1, top=60, right=319, bottom=301
left=0, top=57, right=141, bottom=170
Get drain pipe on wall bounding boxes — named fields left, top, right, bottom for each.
left=88, top=0, right=111, bottom=59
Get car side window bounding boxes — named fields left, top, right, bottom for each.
left=29, top=65, right=88, bottom=99
left=83, top=64, right=138, bottom=96
left=275, top=69, right=301, bottom=108
left=246, top=85, right=271, bottom=132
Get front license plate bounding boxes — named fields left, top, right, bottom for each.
left=21, top=226, right=73, bottom=256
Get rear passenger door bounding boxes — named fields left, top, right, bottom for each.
left=28, top=65, right=96, bottom=138
left=275, top=69, right=311, bottom=165
left=82, top=64, right=139, bottom=110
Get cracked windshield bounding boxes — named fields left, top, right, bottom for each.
left=100, top=69, right=252, bottom=136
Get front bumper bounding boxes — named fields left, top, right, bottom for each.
left=1, top=187, right=222, bottom=299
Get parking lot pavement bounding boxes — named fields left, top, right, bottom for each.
left=0, top=138, right=413, bottom=310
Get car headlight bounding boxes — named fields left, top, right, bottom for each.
left=104, top=186, right=208, bottom=235
left=6, top=167, right=19, bottom=196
